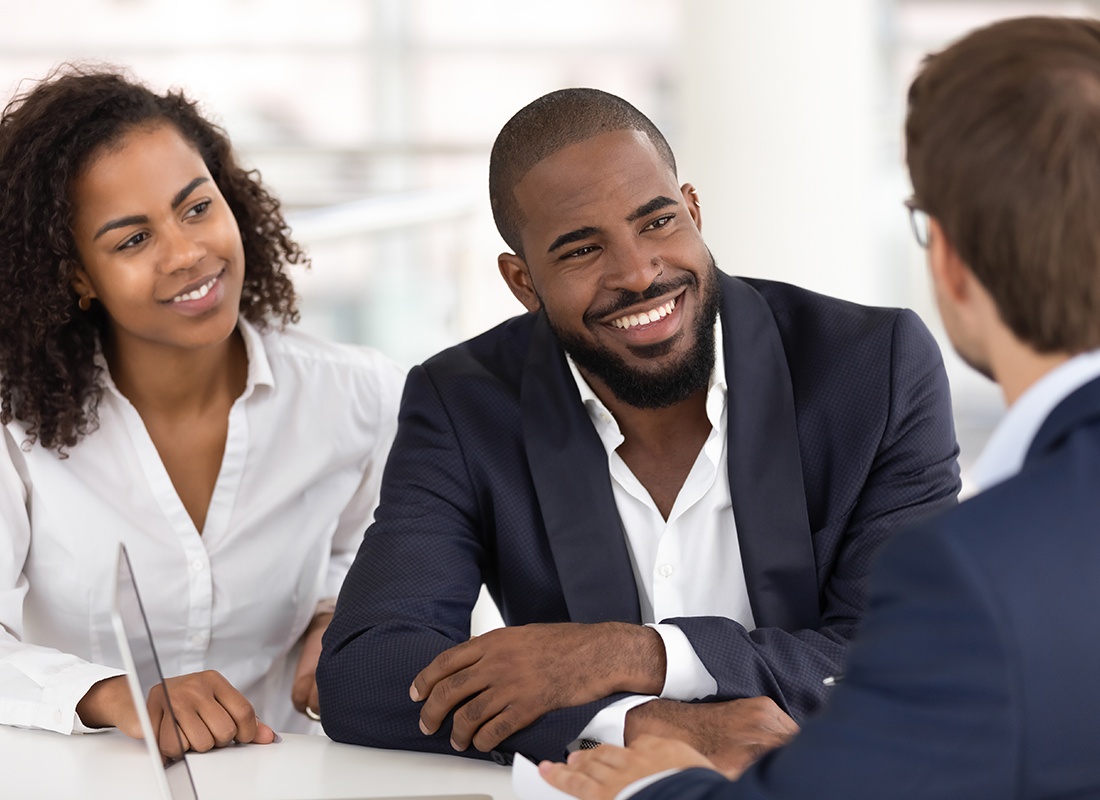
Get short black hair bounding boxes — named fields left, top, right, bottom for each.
left=488, top=88, right=677, bottom=257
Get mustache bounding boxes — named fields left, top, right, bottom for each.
left=585, top=274, right=695, bottom=323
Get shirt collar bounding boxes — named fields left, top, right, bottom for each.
left=567, top=317, right=728, bottom=455
left=96, top=317, right=276, bottom=402
left=970, top=348, right=1100, bottom=491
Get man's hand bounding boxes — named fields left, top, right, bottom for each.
left=625, top=696, right=798, bottom=778
left=410, top=622, right=665, bottom=753
left=77, top=671, right=277, bottom=760
left=292, top=611, right=333, bottom=719
left=539, top=735, right=719, bottom=800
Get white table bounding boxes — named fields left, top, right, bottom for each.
left=0, top=725, right=518, bottom=799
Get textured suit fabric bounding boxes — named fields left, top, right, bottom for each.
left=633, top=375, right=1100, bottom=800
left=316, top=273, right=961, bottom=764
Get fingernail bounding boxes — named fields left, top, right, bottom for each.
left=450, top=738, right=465, bottom=752
left=409, top=684, right=420, bottom=702
left=419, top=719, right=429, bottom=735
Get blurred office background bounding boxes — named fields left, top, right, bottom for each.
left=3, top=0, right=1095, bottom=486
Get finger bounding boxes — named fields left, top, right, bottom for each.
left=469, top=703, right=532, bottom=753
left=418, top=665, right=489, bottom=735
left=411, top=640, right=483, bottom=702
left=157, top=709, right=191, bottom=760
left=195, top=702, right=239, bottom=748
left=211, top=681, right=260, bottom=743
left=539, top=761, right=609, bottom=800
left=253, top=721, right=277, bottom=744
left=291, top=672, right=312, bottom=713
left=449, top=689, right=510, bottom=751
left=172, top=707, right=217, bottom=753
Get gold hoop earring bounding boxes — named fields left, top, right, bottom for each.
left=78, top=294, right=91, bottom=312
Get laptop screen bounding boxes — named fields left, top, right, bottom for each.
left=110, top=542, right=199, bottom=800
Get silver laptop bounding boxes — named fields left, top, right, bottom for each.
left=109, top=542, right=492, bottom=800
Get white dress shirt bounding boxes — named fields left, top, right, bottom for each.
left=970, top=349, right=1100, bottom=491
left=0, top=320, right=404, bottom=735
left=569, top=320, right=756, bottom=745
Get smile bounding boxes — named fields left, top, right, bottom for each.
left=168, top=274, right=218, bottom=304
left=610, top=297, right=676, bottom=330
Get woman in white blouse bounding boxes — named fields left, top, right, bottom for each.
left=0, top=68, right=404, bottom=755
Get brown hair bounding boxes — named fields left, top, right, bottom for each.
left=906, top=16, right=1100, bottom=354
left=489, top=88, right=676, bottom=258
left=0, top=66, right=306, bottom=451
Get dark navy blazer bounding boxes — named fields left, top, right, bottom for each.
left=317, top=273, right=960, bottom=763
left=633, top=375, right=1100, bottom=799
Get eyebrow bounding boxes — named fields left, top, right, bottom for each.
left=547, top=226, right=600, bottom=255
left=626, top=195, right=678, bottom=222
left=92, top=176, right=210, bottom=240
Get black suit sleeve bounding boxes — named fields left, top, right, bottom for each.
left=316, top=364, right=619, bottom=763
left=667, top=310, right=961, bottom=720
left=634, top=523, right=1015, bottom=800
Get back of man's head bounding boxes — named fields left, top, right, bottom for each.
left=489, top=88, right=676, bottom=258
left=906, top=16, right=1100, bottom=355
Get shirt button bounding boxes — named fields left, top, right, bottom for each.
left=190, top=633, right=207, bottom=647
left=658, top=563, right=674, bottom=578
left=54, top=710, right=63, bottom=723
left=191, top=559, right=204, bottom=572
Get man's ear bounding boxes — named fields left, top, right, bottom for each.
left=681, top=183, right=702, bottom=232
left=498, top=253, right=541, bottom=313
left=927, top=217, right=970, bottom=304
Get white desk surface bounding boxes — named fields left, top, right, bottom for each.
left=0, top=725, right=518, bottom=800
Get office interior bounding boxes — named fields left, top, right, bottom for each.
left=4, top=0, right=1091, bottom=493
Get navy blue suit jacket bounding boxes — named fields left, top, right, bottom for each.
left=634, top=374, right=1100, bottom=799
left=317, top=273, right=960, bottom=763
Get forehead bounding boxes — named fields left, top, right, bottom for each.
left=72, top=122, right=209, bottom=217
left=512, top=130, right=679, bottom=248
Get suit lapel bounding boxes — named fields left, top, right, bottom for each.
left=721, top=275, right=819, bottom=630
left=1026, top=374, right=1100, bottom=463
left=522, top=312, right=642, bottom=624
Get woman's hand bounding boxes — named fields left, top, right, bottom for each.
left=77, top=670, right=276, bottom=759
left=291, top=611, right=333, bottom=720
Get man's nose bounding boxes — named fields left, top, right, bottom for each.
left=604, top=243, right=663, bottom=295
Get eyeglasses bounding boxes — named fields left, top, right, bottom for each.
left=904, top=197, right=930, bottom=248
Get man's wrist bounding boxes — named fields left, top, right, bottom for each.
left=604, top=622, right=666, bottom=696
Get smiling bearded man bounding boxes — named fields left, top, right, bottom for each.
left=316, top=88, right=961, bottom=770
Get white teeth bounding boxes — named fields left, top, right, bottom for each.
left=171, top=275, right=217, bottom=303
left=611, top=298, right=676, bottom=330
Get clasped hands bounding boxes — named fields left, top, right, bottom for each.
left=540, top=697, right=800, bottom=800
left=409, top=620, right=799, bottom=771
left=410, top=621, right=666, bottom=752
left=76, top=610, right=332, bottom=759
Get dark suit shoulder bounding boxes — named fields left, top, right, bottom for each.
left=418, top=311, right=536, bottom=396
left=738, top=275, right=913, bottom=349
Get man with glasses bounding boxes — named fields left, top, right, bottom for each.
left=542, top=16, right=1100, bottom=799
left=318, top=88, right=960, bottom=769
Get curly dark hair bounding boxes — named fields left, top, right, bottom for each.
left=0, top=66, right=307, bottom=452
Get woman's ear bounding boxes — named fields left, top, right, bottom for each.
left=69, top=262, right=97, bottom=303
left=498, top=253, right=541, bottom=313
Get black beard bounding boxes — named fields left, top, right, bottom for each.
left=544, top=261, right=721, bottom=409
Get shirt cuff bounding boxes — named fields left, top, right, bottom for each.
left=614, top=769, right=684, bottom=800
left=45, top=664, right=127, bottom=734
left=648, top=623, right=717, bottom=701
left=572, top=695, right=656, bottom=748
